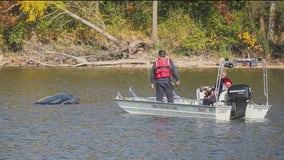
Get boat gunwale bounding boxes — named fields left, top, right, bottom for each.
left=113, top=97, right=232, bottom=110
left=120, top=106, right=217, bottom=116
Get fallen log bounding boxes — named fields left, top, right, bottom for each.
left=76, top=59, right=150, bottom=67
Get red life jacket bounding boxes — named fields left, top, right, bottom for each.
left=222, top=78, right=232, bottom=90
left=154, top=57, right=172, bottom=79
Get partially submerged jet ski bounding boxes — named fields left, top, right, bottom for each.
left=34, top=93, right=80, bottom=105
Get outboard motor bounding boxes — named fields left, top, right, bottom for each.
left=227, top=84, right=251, bottom=118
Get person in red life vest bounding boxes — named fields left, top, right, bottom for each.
left=150, top=50, right=180, bottom=103
left=219, top=71, right=233, bottom=92
left=203, top=70, right=233, bottom=105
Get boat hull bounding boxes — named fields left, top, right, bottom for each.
left=245, top=104, right=271, bottom=119
left=114, top=99, right=232, bottom=120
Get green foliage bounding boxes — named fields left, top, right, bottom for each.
left=2, top=21, right=31, bottom=52
left=181, top=27, right=207, bottom=51
left=106, top=15, right=128, bottom=36
left=0, top=33, right=5, bottom=51
left=158, top=1, right=192, bottom=21
left=158, top=10, right=188, bottom=50
left=158, top=9, right=208, bottom=54
left=256, top=32, right=270, bottom=57
left=0, top=0, right=283, bottom=60
left=202, top=12, right=232, bottom=51
left=101, top=1, right=150, bottom=39
left=217, top=48, right=232, bottom=60
left=124, top=1, right=152, bottom=33
left=188, top=1, right=216, bottom=24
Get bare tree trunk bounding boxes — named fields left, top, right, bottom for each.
left=152, top=1, right=158, bottom=42
left=260, top=16, right=265, bottom=33
left=96, top=1, right=99, bottom=15
left=267, top=1, right=276, bottom=42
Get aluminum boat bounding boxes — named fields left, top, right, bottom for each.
left=114, top=59, right=271, bottom=120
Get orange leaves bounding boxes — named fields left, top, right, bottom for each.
left=214, top=1, right=233, bottom=25
left=238, top=32, right=263, bottom=53
left=126, top=2, right=134, bottom=13
left=0, top=14, right=17, bottom=27
left=0, top=1, right=19, bottom=27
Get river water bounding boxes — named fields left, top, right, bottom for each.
left=0, top=67, right=283, bottom=160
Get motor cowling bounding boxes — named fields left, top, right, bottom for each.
left=227, top=84, right=251, bottom=119
left=227, top=84, right=251, bottom=101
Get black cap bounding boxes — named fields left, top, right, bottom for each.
left=158, top=50, right=166, bottom=57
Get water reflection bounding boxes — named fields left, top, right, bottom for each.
left=153, top=117, right=171, bottom=140
left=151, top=117, right=177, bottom=159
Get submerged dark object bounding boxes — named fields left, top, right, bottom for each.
left=35, top=93, right=80, bottom=105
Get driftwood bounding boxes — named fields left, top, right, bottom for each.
left=22, top=40, right=87, bottom=62
left=76, top=59, right=150, bottom=67
left=49, top=2, right=154, bottom=59
left=128, top=40, right=152, bottom=55
left=21, top=40, right=151, bottom=67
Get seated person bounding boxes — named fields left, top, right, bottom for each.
left=203, top=71, right=232, bottom=105
left=203, top=87, right=216, bottom=105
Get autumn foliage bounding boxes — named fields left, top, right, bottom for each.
left=19, top=1, right=47, bottom=22
left=0, top=1, right=283, bottom=60
left=214, top=1, right=233, bottom=25
left=0, top=1, right=18, bottom=28
left=238, top=32, right=264, bottom=58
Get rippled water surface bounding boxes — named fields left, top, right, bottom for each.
left=0, top=67, right=283, bottom=160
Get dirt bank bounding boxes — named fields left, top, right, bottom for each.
left=0, top=52, right=283, bottom=69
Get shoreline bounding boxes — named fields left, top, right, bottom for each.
left=0, top=54, right=283, bottom=69
left=1, top=61, right=283, bottom=69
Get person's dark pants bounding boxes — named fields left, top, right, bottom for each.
left=203, top=96, right=216, bottom=105
left=156, top=82, right=174, bottom=103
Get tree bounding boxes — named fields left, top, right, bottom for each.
left=250, top=1, right=268, bottom=33
left=19, top=1, right=126, bottom=48
left=0, top=1, right=18, bottom=28
left=53, top=2, right=124, bottom=47
left=95, top=1, right=99, bottom=15
left=152, top=1, right=158, bottom=42
left=214, top=1, right=233, bottom=25
left=274, top=1, right=284, bottom=43
left=0, top=1, right=29, bottom=52
left=267, top=1, right=276, bottom=43
left=1, top=0, right=283, bottom=64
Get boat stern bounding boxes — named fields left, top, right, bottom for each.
left=245, top=104, right=271, bottom=119
left=215, top=104, right=232, bottom=120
